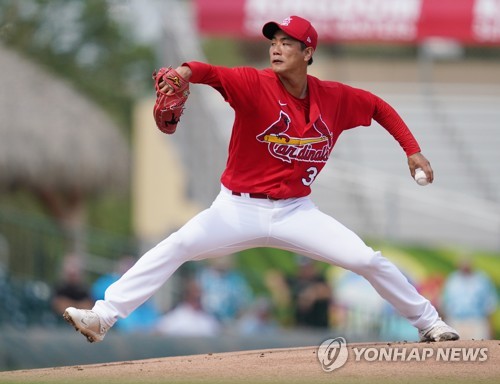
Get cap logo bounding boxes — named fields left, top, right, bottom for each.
left=280, top=17, right=292, bottom=26
left=307, top=37, right=311, bottom=43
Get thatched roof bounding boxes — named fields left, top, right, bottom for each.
left=0, top=44, right=130, bottom=194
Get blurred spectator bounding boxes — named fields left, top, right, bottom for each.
left=155, top=278, right=221, bottom=336
left=417, top=273, right=445, bottom=313
left=267, top=257, right=332, bottom=329
left=441, top=258, right=498, bottom=340
left=196, top=256, right=253, bottom=325
left=91, top=255, right=160, bottom=333
left=290, top=257, right=332, bottom=328
left=51, top=253, right=92, bottom=315
left=236, top=297, right=279, bottom=335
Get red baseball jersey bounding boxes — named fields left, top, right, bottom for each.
left=185, top=61, right=420, bottom=199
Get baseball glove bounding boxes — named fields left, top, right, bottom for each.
left=152, top=66, right=190, bottom=134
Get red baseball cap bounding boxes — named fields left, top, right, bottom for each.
left=262, top=16, right=318, bottom=51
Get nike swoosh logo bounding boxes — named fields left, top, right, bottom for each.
left=278, top=100, right=287, bottom=106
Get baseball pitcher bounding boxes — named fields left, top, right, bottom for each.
left=64, top=15, right=459, bottom=344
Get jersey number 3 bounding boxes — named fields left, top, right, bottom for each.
left=302, top=166, right=318, bottom=186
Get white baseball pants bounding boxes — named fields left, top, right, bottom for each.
left=93, top=185, right=439, bottom=330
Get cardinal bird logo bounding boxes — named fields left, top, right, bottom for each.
left=257, top=111, right=333, bottom=163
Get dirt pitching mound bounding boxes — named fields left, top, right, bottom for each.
left=1, top=339, right=498, bottom=384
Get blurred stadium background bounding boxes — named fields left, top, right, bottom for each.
left=0, top=0, right=499, bottom=371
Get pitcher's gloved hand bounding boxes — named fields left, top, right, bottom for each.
left=152, top=66, right=190, bottom=134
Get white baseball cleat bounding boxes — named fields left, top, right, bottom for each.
left=419, top=319, right=460, bottom=342
left=63, top=307, right=109, bottom=343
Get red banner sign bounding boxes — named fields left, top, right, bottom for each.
left=195, top=0, right=500, bottom=45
